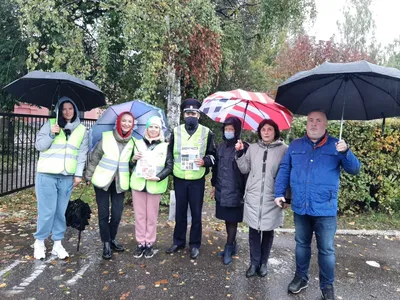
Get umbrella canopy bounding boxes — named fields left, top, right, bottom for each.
left=275, top=60, right=400, bottom=137
left=3, top=71, right=106, bottom=111
left=200, top=89, right=293, bottom=131
left=89, top=100, right=169, bottom=150
left=65, top=197, right=92, bottom=251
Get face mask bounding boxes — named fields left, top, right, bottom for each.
left=224, top=131, right=235, bottom=140
left=184, top=116, right=198, bottom=127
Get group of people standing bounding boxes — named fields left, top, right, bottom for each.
left=33, top=96, right=360, bottom=300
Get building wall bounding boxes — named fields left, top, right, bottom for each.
left=14, top=104, right=101, bottom=119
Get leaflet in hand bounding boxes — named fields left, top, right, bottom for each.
left=135, top=152, right=156, bottom=178
left=180, top=146, right=200, bottom=171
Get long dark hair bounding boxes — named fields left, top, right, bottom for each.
left=257, top=119, right=280, bottom=141
left=57, top=100, right=77, bottom=128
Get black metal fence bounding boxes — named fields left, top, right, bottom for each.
left=0, top=113, right=96, bottom=197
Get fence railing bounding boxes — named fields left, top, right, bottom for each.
left=0, top=113, right=96, bottom=197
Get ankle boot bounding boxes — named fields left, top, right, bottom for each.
left=258, top=263, right=268, bottom=277
left=102, top=242, right=112, bottom=260
left=219, top=241, right=238, bottom=257
left=232, top=241, right=238, bottom=256
left=246, top=265, right=258, bottom=278
left=223, top=244, right=234, bottom=265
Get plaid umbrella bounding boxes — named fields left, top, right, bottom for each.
left=200, top=89, right=293, bottom=131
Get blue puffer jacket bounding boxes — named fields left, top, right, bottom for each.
left=274, top=134, right=360, bottom=216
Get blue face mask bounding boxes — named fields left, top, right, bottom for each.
left=224, top=131, right=235, bottom=140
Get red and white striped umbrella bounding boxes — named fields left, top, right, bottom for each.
left=200, top=89, right=293, bottom=131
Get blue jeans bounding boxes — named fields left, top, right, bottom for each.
left=34, top=173, right=73, bottom=241
left=294, top=213, right=337, bottom=289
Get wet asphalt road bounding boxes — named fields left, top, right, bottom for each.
left=1, top=204, right=399, bottom=300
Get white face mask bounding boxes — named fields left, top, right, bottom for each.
left=224, top=131, right=235, bottom=140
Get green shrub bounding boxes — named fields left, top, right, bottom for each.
left=162, top=117, right=399, bottom=214
left=286, top=117, right=400, bottom=214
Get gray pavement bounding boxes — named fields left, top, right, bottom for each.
left=1, top=203, right=400, bottom=300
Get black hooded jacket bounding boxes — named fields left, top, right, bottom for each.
left=211, top=117, right=248, bottom=207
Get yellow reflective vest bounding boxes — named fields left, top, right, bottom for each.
left=130, top=139, right=169, bottom=194
left=173, top=124, right=209, bottom=180
left=37, top=119, right=86, bottom=175
left=91, top=131, right=134, bottom=191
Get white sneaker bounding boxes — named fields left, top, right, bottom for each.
left=34, top=239, right=46, bottom=260
left=51, top=241, right=69, bottom=259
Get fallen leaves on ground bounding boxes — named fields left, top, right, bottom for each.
left=154, top=279, right=168, bottom=287
left=120, top=291, right=130, bottom=300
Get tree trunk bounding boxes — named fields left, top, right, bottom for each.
left=165, top=15, right=181, bottom=136
left=166, top=69, right=181, bottom=135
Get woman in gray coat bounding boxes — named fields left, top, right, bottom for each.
left=235, top=119, right=288, bottom=278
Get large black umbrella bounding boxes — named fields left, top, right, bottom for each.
left=65, top=189, right=92, bottom=251
left=275, top=60, right=400, bottom=138
left=3, top=71, right=106, bottom=111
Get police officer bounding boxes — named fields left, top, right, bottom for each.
left=166, top=98, right=216, bottom=259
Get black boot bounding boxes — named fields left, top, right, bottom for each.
left=223, top=244, right=234, bottom=265
left=258, top=263, right=268, bottom=277
left=110, top=240, right=124, bottom=252
left=246, top=265, right=258, bottom=278
left=102, top=242, right=112, bottom=260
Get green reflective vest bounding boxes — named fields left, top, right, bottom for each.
left=130, top=139, right=169, bottom=194
left=37, top=119, right=86, bottom=175
left=91, top=131, right=134, bottom=191
left=173, top=124, right=209, bottom=180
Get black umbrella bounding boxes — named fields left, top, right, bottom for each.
left=3, top=71, right=106, bottom=111
left=65, top=188, right=92, bottom=251
left=275, top=60, right=400, bottom=138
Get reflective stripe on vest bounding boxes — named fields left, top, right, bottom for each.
left=173, top=124, right=209, bottom=180
left=91, top=131, right=134, bottom=190
left=37, top=119, right=86, bottom=174
left=130, top=139, right=169, bottom=194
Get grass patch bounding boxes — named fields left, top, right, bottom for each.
left=0, top=183, right=96, bottom=224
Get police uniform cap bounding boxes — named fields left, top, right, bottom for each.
left=181, top=98, right=201, bottom=112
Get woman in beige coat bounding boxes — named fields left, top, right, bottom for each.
left=235, top=119, right=288, bottom=278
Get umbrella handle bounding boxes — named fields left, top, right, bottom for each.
left=240, top=101, right=249, bottom=138
left=339, top=77, right=348, bottom=141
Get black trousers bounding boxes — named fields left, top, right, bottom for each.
left=94, top=181, right=125, bottom=243
left=249, top=227, right=274, bottom=266
left=173, top=176, right=205, bottom=248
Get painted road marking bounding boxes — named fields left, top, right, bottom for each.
left=9, top=258, right=52, bottom=294
left=0, top=260, right=22, bottom=277
left=66, top=256, right=94, bottom=285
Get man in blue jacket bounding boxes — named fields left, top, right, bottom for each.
left=274, top=109, right=360, bottom=300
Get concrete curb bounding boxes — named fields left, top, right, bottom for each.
left=276, top=228, right=400, bottom=237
